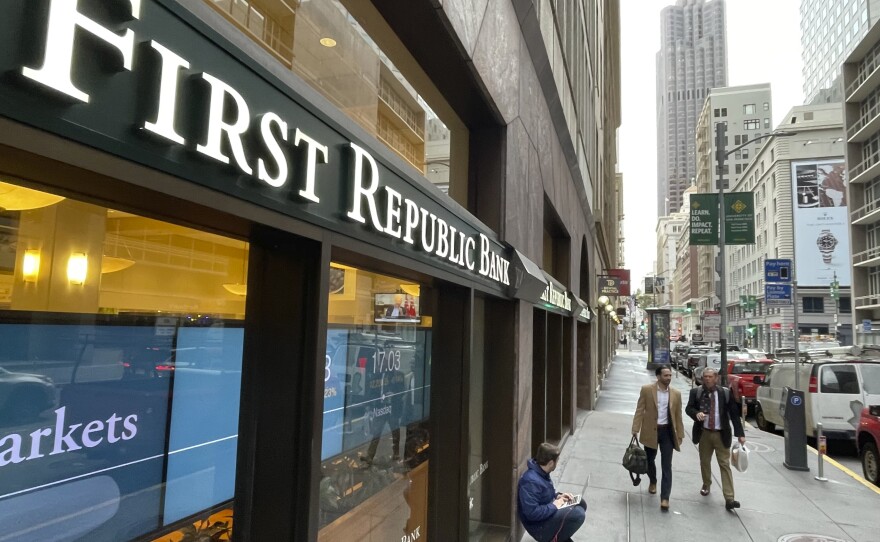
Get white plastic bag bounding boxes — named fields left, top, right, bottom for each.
left=731, top=441, right=749, bottom=473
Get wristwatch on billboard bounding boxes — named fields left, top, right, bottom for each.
left=816, top=229, right=838, bottom=264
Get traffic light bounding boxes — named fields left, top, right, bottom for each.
left=685, top=302, right=692, bottom=313
left=746, top=324, right=757, bottom=336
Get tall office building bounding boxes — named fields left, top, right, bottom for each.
left=801, top=0, right=879, bottom=104
left=692, top=84, right=772, bottom=316
left=656, top=0, right=728, bottom=216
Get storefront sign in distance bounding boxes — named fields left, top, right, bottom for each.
left=597, top=275, right=621, bottom=296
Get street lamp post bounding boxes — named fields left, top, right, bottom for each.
left=715, top=125, right=794, bottom=385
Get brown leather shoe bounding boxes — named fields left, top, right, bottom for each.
left=700, top=485, right=710, bottom=496
left=648, top=483, right=657, bottom=494
left=660, top=499, right=669, bottom=511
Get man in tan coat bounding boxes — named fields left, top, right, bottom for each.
left=631, top=365, right=684, bottom=511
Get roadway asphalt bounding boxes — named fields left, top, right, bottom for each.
left=521, top=348, right=880, bottom=542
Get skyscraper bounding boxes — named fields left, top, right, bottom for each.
left=656, top=0, right=728, bottom=216
left=801, top=0, right=879, bottom=104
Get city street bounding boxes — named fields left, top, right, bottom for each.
left=524, top=349, right=880, bottom=542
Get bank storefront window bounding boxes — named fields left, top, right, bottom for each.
left=319, top=264, right=430, bottom=541
left=0, top=177, right=247, bottom=541
left=202, top=0, right=464, bottom=199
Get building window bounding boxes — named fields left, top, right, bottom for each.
left=202, top=0, right=466, bottom=202
left=744, top=104, right=756, bottom=114
left=744, top=119, right=760, bottom=130
left=742, top=148, right=749, bottom=160
left=764, top=118, right=770, bottom=128
left=803, top=297, right=825, bottom=313
left=838, top=296, right=852, bottom=312
left=321, top=265, right=431, bottom=539
left=0, top=177, right=247, bottom=541
left=721, top=107, right=728, bottom=116
left=763, top=102, right=770, bottom=111
left=714, top=108, right=720, bottom=117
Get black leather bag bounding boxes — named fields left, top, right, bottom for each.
left=622, top=435, right=648, bottom=486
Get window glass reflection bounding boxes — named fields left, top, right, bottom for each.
left=319, top=264, right=430, bottom=540
left=203, top=0, right=456, bottom=195
left=0, top=177, right=246, bottom=541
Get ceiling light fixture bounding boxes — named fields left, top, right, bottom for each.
left=319, top=37, right=337, bottom=48
left=101, top=256, right=135, bottom=274
left=222, top=242, right=248, bottom=296
left=0, top=179, right=65, bottom=211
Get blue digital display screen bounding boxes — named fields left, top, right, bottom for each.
left=0, top=320, right=244, bottom=541
left=321, top=327, right=431, bottom=461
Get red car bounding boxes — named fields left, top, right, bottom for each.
left=726, top=358, right=774, bottom=414
left=857, top=405, right=880, bottom=486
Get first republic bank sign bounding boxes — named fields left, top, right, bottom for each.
left=0, top=0, right=511, bottom=288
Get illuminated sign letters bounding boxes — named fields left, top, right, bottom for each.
left=16, top=0, right=510, bottom=287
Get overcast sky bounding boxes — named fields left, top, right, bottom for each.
left=619, top=0, right=803, bottom=290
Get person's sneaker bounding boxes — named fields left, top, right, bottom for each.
left=725, top=500, right=741, bottom=510
left=648, top=483, right=657, bottom=494
left=660, top=499, right=669, bottom=511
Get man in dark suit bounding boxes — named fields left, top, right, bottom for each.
left=685, top=367, right=746, bottom=510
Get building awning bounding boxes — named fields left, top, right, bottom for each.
left=507, top=249, right=547, bottom=303
left=571, top=295, right=591, bottom=322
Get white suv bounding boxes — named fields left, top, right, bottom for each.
left=754, top=359, right=880, bottom=440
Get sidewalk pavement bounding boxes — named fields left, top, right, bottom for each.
left=522, top=350, right=880, bottom=542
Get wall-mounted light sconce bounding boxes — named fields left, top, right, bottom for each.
left=22, top=249, right=40, bottom=282
left=67, top=252, right=88, bottom=285
left=598, top=295, right=610, bottom=307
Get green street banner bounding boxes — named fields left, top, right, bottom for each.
left=689, top=193, right=718, bottom=245
left=723, top=192, right=755, bottom=244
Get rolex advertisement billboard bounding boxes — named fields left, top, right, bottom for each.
left=791, top=159, right=850, bottom=287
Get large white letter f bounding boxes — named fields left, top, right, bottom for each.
left=22, top=0, right=142, bottom=103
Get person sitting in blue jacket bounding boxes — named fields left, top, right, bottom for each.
left=517, top=442, right=587, bottom=542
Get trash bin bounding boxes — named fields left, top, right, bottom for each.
left=781, top=386, right=809, bottom=471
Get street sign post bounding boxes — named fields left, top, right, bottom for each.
left=723, top=192, right=755, bottom=244
left=765, top=259, right=792, bottom=283
left=765, top=284, right=793, bottom=306
left=689, top=193, right=719, bottom=245
left=704, top=310, right=721, bottom=342
left=765, top=258, right=793, bottom=306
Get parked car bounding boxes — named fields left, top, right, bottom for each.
left=684, top=346, right=712, bottom=376
left=754, top=359, right=880, bottom=440
left=672, top=343, right=690, bottom=369
left=0, top=366, right=58, bottom=424
left=693, top=352, right=752, bottom=386
left=685, top=346, right=711, bottom=374
left=744, top=348, right=768, bottom=358
left=857, top=404, right=880, bottom=486
left=726, top=358, right=774, bottom=414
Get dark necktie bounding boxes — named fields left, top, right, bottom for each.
left=708, top=389, right=716, bottom=429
